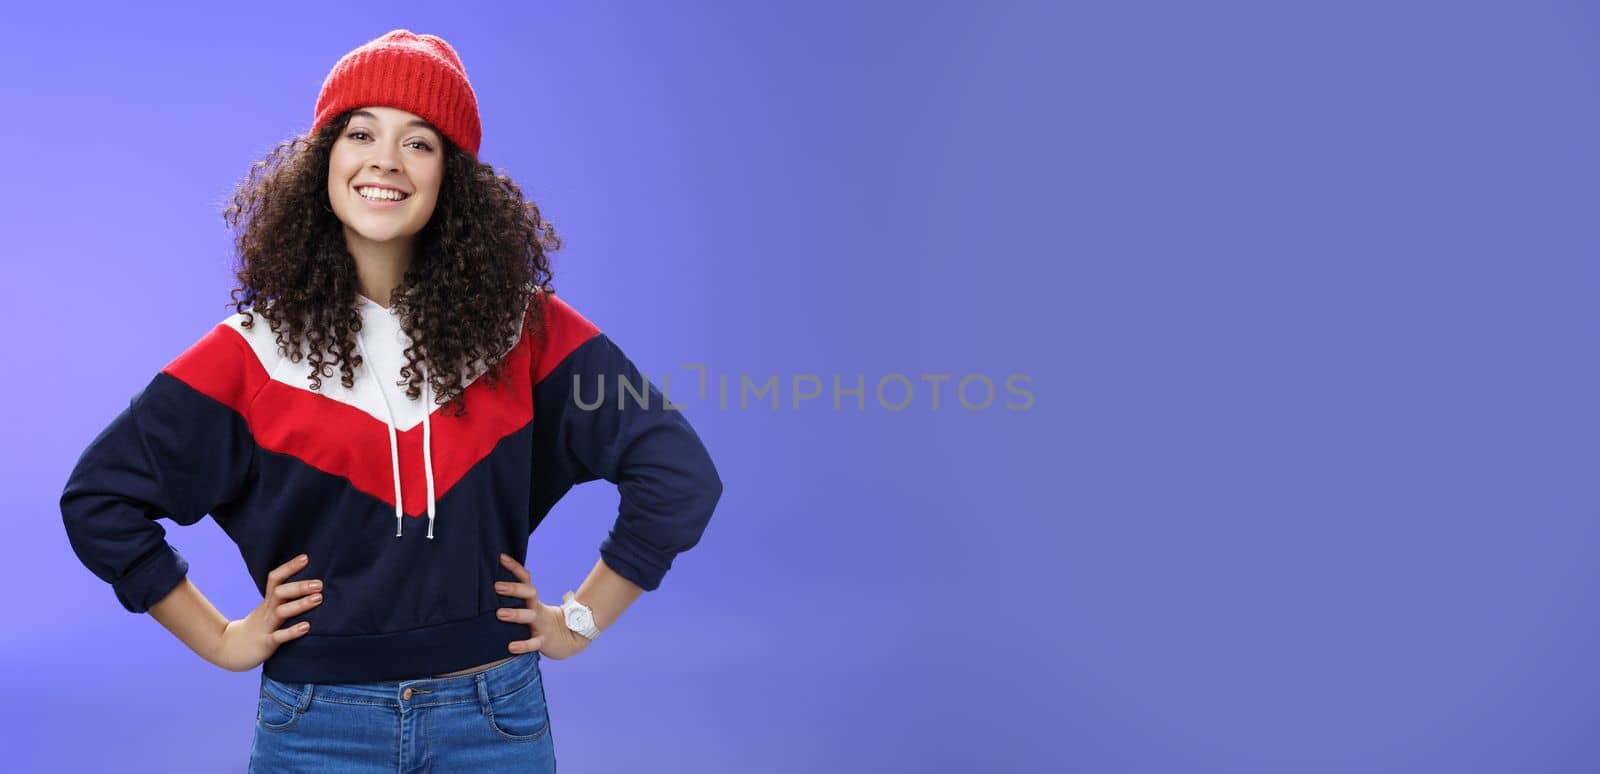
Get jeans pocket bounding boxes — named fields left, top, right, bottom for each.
left=482, top=666, right=551, bottom=742
left=257, top=676, right=307, bottom=733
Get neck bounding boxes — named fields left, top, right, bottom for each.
left=346, top=228, right=413, bottom=308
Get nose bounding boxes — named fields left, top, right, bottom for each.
left=366, top=146, right=402, bottom=173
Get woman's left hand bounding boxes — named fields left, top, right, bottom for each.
left=495, top=553, right=592, bottom=660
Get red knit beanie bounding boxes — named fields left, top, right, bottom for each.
left=312, top=29, right=482, bottom=158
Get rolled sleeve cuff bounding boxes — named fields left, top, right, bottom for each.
left=598, top=528, right=674, bottom=592
left=114, top=544, right=190, bottom=614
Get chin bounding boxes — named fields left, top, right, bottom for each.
left=354, top=226, right=420, bottom=244
left=344, top=219, right=422, bottom=243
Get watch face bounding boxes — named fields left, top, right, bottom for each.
left=570, top=608, right=594, bottom=629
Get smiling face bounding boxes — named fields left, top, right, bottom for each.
left=327, top=106, right=446, bottom=253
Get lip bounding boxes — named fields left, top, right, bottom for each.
left=353, top=185, right=410, bottom=209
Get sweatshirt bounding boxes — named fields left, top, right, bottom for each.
left=60, top=288, right=722, bottom=683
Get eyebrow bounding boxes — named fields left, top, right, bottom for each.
left=348, top=110, right=441, bottom=135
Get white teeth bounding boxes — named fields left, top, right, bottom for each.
left=357, top=187, right=407, bottom=201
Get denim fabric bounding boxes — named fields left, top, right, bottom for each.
left=248, top=651, right=555, bottom=772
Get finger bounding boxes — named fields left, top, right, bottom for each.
left=267, top=554, right=309, bottom=590
left=508, top=634, right=544, bottom=655
left=496, top=606, right=537, bottom=624
left=493, top=581, right=540, bottom=604
left=499, top=553, right=531, bottom=583
left=271, top=621, right=312, bottom=645
left=276, top=593, right=323, bottom=619
left=274, top=579, right=323, bottom=601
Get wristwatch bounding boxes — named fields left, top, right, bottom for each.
left=561, top=591, right=601, bottom=640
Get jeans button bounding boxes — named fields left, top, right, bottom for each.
left=402, top=687, right=413, bottom=700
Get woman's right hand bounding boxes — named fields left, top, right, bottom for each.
left=212, top=553, right=324, bottom=673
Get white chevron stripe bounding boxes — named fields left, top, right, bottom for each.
left=220, top=304, right=524, bottom=432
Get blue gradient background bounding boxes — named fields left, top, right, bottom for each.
left=3, top=0, right=1597, bottom=771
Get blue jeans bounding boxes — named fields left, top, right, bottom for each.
left=248, top=651, right=556, bottom=772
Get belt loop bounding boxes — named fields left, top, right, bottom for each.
left=298, top=683, right=315, bottom=712
left=474, top=672, right=491, bottom=711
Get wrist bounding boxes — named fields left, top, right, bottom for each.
left=560, top=590, right=602, bottom=641
left=205, top=619, right=237, bottom=669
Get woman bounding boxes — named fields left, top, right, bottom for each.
left=59, top=30, right=723, bottom=772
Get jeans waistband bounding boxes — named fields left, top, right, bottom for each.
left=261, top=650, right=540, bottom=710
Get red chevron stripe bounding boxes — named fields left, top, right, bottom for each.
left=162, top=322, right=268, bottom=416
left=248, top=342, right=532, bottom=515
left=533, top=292, right=601, bottom=385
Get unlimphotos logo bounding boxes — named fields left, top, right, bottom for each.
left=570, top=364, right=1035, bottom=412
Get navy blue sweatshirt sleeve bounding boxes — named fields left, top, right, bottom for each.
left=528, top=292, right=723, bottom=591
left=60, top=324, right=261, bottom=613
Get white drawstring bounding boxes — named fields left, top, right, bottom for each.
left=355, top=324, right=439, bottom=539
left=422, top=372, right=437, bottom=539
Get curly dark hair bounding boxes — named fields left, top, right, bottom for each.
left=221, top=108, right=560, bottom=417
